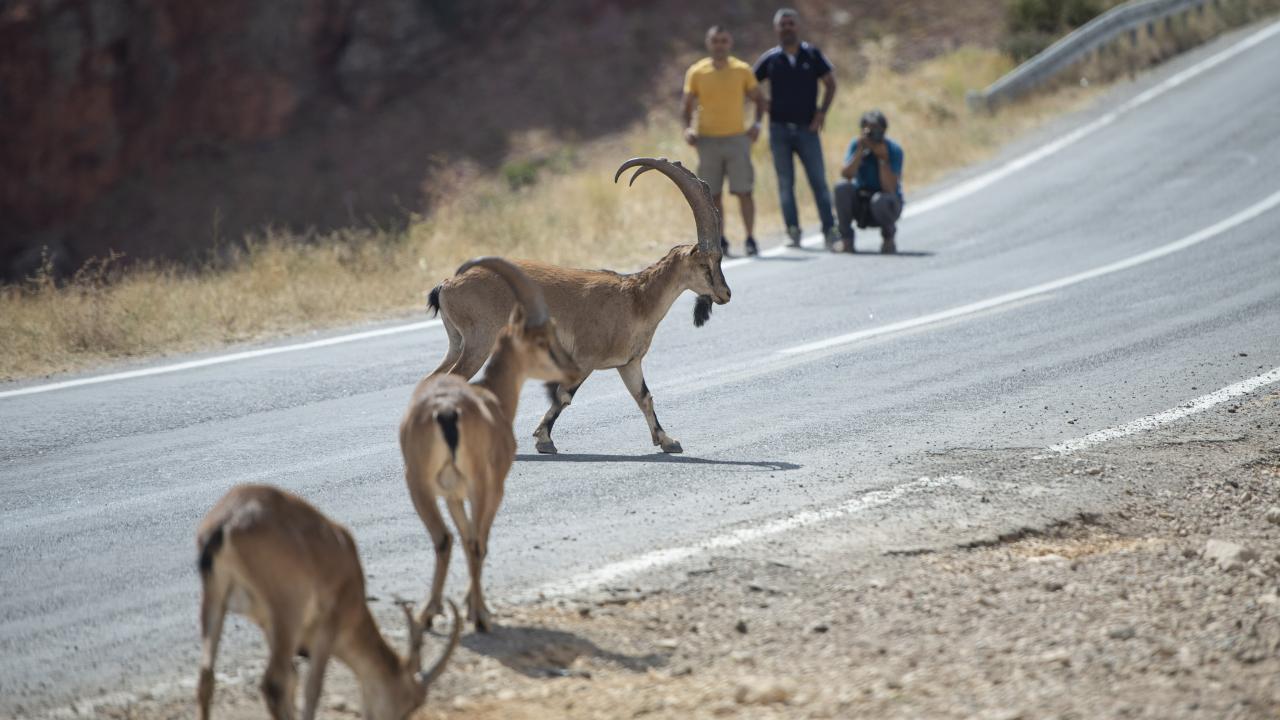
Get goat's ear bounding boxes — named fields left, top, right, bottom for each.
left=508, top=304, right=527, bottom=327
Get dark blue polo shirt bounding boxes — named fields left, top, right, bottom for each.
left=753, top=43, right=833, bottom=126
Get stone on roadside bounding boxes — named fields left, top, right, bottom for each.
left=1204, top=539, right=1256, bottom=571
left=1264, top=507, right=1280, bottom=525
left=735, top=677, right=795, bottom=705
left=1107, top=625, right=1136, bottom=640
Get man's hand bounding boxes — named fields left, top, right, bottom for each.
left=746, top=122, right=760, bottom=143
left=808, top=109, right=826, bottom=133
left=871, top=141, right=889, bottom=161
left=684, top=128, right=698, bottom=147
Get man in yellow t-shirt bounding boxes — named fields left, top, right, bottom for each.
left=682, top=26, right=767, bottom=256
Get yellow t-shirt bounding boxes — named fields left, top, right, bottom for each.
left=683, top=57, right=758, bottom=137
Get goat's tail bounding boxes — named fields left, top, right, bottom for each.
left=426, top=285, right=443, bottom=318
left=197, top=524, right=225, bottom=576
left=435, top=409, right=460, bottom=460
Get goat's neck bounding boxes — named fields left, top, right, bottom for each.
left=633, top=248, right=692, bottom=327
left=476, top=334, right=525, bottom=423
left=340, top=609, right=409, bottom=711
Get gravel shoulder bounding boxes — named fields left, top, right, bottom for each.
left=69, top=384, right=1280, bottom=720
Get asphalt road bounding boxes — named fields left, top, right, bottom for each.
left=3, top=23, right=1279, bottom=716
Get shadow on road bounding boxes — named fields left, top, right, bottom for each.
left=516, top=453, right=801, bottom=471
left=461, top=623, right=666, bottom=678
left=845, top=250, right=934, bottom=257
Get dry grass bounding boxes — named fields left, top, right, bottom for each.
left=1, top=42, right=1100, bottom=382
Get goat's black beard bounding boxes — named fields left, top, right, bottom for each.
left=693, top=295, right=714, bottom=327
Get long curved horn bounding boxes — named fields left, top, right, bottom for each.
left=614, top=157, right=721, bottom=254
left=399, top=601, right=422, bottom=671
left=456, top=256, right=549, bottom=328
left=416, top=600, right=462, bottom=689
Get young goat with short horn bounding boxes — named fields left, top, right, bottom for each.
left=403, top=257, right=582, bottom=632
left=426, top=157, right=731, bottom=455
left=196, top=484, right=460, bottom=720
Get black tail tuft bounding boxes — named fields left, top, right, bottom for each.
left=693, top=295, right=714, bottom=327
left=426, top=285, right=443, bottom=318
left=436, top=410, right=460, bottom=458
left=198, top=525, right=225, bottom=575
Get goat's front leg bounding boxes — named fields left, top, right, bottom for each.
left=532, top=373, right=591, bottom=454
left=618, top=359, right=682, bottom=453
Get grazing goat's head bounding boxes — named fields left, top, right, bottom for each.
left=378, top=600, right=459, bottom=719
left=615, top=157, right=732, bottom=327
left=455, top=257, right=583, bottom=386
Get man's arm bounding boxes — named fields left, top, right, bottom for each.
left=681, top=91, right=698, bottom=146
left=746, top=84, right=766, bottom=142
left=873, top=142, right=898, bottom=193
left=810, top=71, right=836, bottom=133
left=840, top=139, right=864, bottom=180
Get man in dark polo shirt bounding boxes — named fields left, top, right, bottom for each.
left=753, top=8, right=838, bottom=249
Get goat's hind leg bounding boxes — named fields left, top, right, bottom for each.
left=197, top=578, right=230, bottom=720
left=407, top=477, right=453, bottom=630
left=618, top=359, right=682, bottom=453
left=428, top=320, right=465, bottom=376
left=532, top=373, right=590, bottom=454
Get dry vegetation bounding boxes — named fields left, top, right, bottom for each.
left=1, top=41, right=1098, bottom=382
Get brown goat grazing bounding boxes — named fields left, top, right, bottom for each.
left=426, top=157, right=731, bottom=455
left=403, top=257, right=582, bottom=632
left=196, top=484, right=460, bottom=720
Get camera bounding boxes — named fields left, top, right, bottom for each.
left=864, top=124, right=885, bottom=144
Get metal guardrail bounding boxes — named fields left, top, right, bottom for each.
left=968, top=0, right=1217, bottom=110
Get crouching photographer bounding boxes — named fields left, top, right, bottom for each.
left=834, top=110, right=904, bottom=254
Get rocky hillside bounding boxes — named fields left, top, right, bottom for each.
left=0, top=0, right=1001, bottom=280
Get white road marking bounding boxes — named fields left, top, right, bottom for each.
left=779, top=188, right=1280, bottom=356
left=4, top=19, right=1277, bottom=400
left=519, top=474, right=958, bottom=601
left=0, top=320, right=442, bottom=399
left=1050, top=366, right=1280, bottom=454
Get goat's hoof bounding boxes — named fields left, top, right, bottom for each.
left=419, top=604, right=442, bottom=630
left=535, top=439, right=559, bottom=454
left=660, top=439, right=684, bottom=454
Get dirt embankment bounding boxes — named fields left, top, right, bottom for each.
left=0, top=0, right=1002, bottom=280
left=88, top=387, right=1280, bottom=720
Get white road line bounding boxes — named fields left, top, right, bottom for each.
left=780, top=188, right=1280, bottom=356
left=6, top=19, right=1278, bottom=400
left=519, top=474, right=957, bottom=601
left=1050, top=366, right=1280, bottom=454
left=0, top=320, right=442, bottom=400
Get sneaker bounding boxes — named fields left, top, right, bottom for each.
left=720, top=236, right=730, bottom=255
left=823, top=226, right=840, bottom=251
left=786, top=225, right=802, bottom=247
left=745, top=237, right=759, bottom=256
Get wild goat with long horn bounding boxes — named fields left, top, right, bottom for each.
left=403, top=257, right=582, bottom=632
left=196, top=484, right=460, bottom=720
left=426, top=157, right=731, bottom=455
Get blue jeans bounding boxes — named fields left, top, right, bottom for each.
left=768, top=122, right=834, bottom=232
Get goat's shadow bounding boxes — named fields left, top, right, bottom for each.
left=461, top=624, right=665, bottom=678
left=730, top=253, right=813, bottom=262
left=516, top=453, right=800, bottom=471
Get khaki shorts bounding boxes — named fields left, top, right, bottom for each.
left=696, top=134, right=754, bottom=194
